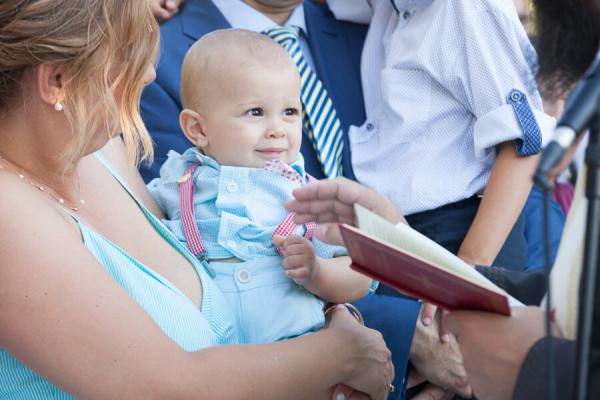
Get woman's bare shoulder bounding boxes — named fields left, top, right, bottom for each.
left=0, top=171, right=82, bottom=264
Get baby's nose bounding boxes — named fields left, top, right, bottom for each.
left=266, top=126, right=286, bottom=137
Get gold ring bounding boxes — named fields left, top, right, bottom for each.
left=388, top=383, right=395, bottom=393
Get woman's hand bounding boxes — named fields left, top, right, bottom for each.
left=286, top=178, right=406, bottom=246
left=327, top=306, right=394, bottom=400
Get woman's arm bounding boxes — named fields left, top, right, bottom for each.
left=0, top=175, right=392, bottom=400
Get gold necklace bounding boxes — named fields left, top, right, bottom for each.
left=0, top=153, right=86, bottom=212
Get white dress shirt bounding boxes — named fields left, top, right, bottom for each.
left=212, top=0, right=316, bottom=67
left=328, top=0, right=556, bottom=215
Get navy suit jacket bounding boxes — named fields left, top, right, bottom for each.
left=140, top=2, right=420, bottom=397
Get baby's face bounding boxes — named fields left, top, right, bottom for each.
left=194, top=62, right=302, bottom=168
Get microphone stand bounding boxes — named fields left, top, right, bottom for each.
left=574, top=115, right=600, bottom=400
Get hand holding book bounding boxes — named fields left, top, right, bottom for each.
left=287, top=178, right=514, bottom=315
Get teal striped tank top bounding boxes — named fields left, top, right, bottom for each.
left=0, top=153, right=238, bottom=399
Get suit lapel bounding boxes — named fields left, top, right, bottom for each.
left=181, top=0, right=231, bottom=41
left=303, top=1, right=364, bottom=130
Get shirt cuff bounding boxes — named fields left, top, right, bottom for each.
left=473, top=94, right=556, bottom=159
left=368, top=279, right=379, bottom=294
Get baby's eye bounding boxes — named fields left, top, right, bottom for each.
left=247, top=108, right=264, bottom=117
left=283, top=108, right=299, bottom=116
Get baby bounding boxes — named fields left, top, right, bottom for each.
left=148, top=29, right=374, bottom=344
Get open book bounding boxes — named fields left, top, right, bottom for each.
left=340, top=205, right=511, bottom=315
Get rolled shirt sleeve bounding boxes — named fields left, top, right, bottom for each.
left=452, top=4, right=555, bottom=158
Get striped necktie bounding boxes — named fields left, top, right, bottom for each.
left=265, top=26, right=344, bottom=178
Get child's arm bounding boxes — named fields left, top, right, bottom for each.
left=277, top=235, right=372, bottom=303
left=457, top=142, right=538, bottom=266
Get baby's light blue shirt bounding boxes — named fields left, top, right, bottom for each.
left=148, top=148, right=347, bottom=260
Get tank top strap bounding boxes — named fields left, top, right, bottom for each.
left=92, top=151, right=215, bottom=277
left=94, top=151, right=136, bottom=196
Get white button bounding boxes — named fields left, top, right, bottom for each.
left=226, top=181, right=238, bottom=193
left=236, top=269, right=251, bottom=284
left=226, top=240, right=237, bottom=249
left=366, top=122, right=375, bottom=131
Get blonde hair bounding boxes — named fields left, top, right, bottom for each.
left=0, top=0, right=159, bottom=165
left=181, top=29, right=297, bottom=110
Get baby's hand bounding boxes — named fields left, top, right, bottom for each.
left=275, top=235, right=321, bottom=285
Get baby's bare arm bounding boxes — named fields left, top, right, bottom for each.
left=305, top=255, right=372, bottom=303
left=279, top=235, right=371, bottom=303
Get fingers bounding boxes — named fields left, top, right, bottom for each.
left=421, top=304, right=451, bottom=342
left=328, top=304, right=355, bottom=325
left=164, top=0, right=180, bottom=11
left=407, top=370, right=425, bottom=389
left=274, top=234, right=312, bottom=256
left=279, top=235, right=316, bottom=283
left=152, top=0, right=181, bottom=22
left=442, top=336, right=472, bottom=397
left=287, top=177, right=405, bottom=226
left=411, top=384, right=455, bottom=400
left=152, top=3, right=170, bottom=21
left=314, top=224, right=346, bottom=246
left=421, top=303, right=437, bottom=327
left=437, top=309, right=451, bottom=343
left=332, top=384, right=354, bottom=400
left=347, top=391, right=370, bottom=400
left=280, top=235, right=313, bottom=262
left=286, top=199, right=356, bottom=225
left=287, top=178, right=359, bottom=224
left=282, top=234, right=311, bottom=250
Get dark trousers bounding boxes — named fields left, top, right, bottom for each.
left=377, top=196, right=528, bottom=298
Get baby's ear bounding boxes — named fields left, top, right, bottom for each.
left=180, top=109, right=208, bottom=148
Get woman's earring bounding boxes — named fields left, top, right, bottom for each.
left=54, top=101, right=63, bottom=112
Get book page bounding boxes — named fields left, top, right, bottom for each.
left=354, top=205, right=505, bottom=295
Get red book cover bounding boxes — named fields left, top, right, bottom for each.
left=339, top=224, right=510, bottom=316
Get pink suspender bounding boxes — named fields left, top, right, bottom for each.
left=177, top=164, right=207, bottom=257
left=272, top=213, right=316, bottom=255
left=177, top=164, right=317, bottom=259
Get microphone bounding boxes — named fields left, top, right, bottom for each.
left=534, top=48, right=600, bottom=189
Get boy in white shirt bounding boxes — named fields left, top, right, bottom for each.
left=328, top=0, right=555, bottom=274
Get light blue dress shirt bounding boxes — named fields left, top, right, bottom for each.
left=148, top=149, right=346, bottom=260
left=329, top=0, right=557, bottom=215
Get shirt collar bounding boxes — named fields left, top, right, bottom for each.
left=212, top=0, right=307, bottom=36
left=179, top=148, right=307, bottom=178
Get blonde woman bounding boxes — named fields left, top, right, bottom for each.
left=0, top=1, right=393, bottom=399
